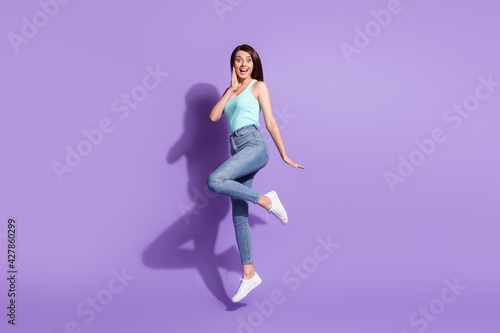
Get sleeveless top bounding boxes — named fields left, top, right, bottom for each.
left=224, top=79, right=261, bottom=134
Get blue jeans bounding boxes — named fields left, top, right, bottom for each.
left=207, top=124, right=269, bottom=265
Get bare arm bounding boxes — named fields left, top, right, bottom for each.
left=209, top=87, right=233, bottom=122
left=209, top=66, right=240, bottom=122
left=257, top=82, right=305, bottom=169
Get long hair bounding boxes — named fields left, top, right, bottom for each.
left=230, top=44, right=264, bottom=82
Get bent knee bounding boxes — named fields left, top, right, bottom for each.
left=207, top=174, right=222, bottom=193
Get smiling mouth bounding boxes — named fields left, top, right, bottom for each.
left=239, top=68, right=249, bottom=74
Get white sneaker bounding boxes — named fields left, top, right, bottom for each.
left=232, top=272, right=262, bottom=303
left=264, top=191, right=288, bottom=224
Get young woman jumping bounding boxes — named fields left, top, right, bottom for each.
left=207, top=44, right=304, bottom=303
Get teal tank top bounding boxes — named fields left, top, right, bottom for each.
left=224, top=79, right=261, bottom=134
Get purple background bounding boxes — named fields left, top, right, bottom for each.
left=1, top=0, right=499, bottom=332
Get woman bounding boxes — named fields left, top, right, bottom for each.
left=207, top=44, right=304, bottom=303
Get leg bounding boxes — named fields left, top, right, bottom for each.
left=207, top=144, right=272, bottom=211
left=230, top=172, right=262, bottom=303
left=231, top=172, right=257, bottom=279
left=242, top=264, right=255, bottom=280
left=256, top=195, right=272, bottom=211
left=207, top=143, right=268, bottom=204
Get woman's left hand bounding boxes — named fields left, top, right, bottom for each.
left=283, top=155, right=305, bottom=169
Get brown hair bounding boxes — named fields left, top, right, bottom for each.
left=230, top=44, right=264, bottom=81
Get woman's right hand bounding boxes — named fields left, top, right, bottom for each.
left=230, top=66, right=240, bottom=93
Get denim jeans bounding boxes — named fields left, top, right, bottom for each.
left=207, top=124, right=269, bottom=265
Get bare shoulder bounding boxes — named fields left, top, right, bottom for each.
left=252, top=80, right=270, bottom=100
left=253, top=80, right=268, bottom=91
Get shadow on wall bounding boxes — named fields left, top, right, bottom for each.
left=142, top=83, right=265, bottom=311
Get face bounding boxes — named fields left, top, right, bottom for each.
left=233, top=51, right=254, bottom=79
